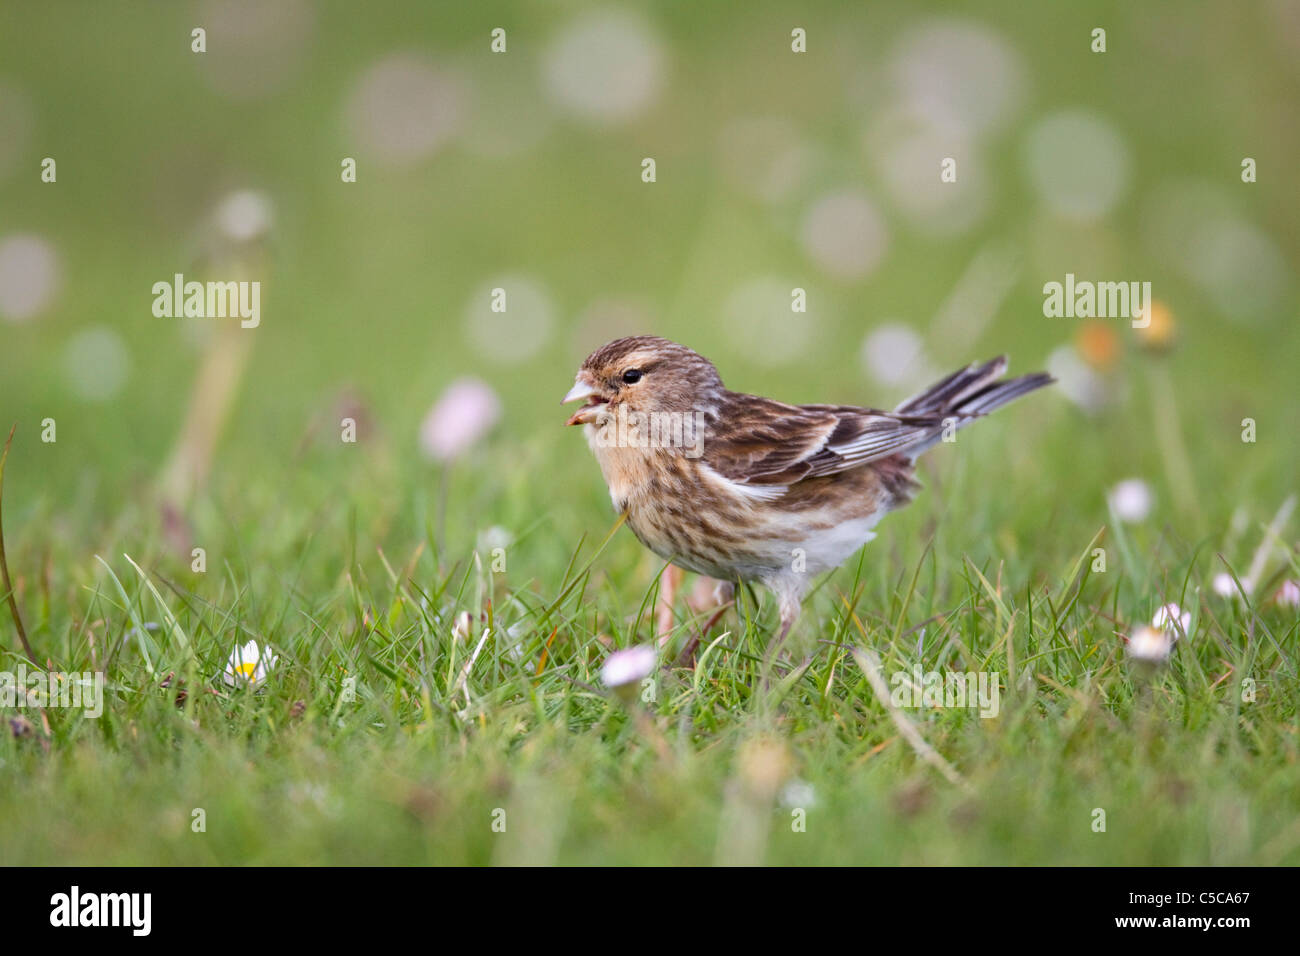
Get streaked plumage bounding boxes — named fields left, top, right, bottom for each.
left=562, top=336, right=1053, bottom=647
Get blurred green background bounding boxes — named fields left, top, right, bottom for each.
left=2, top=0, right=1296, bottom=532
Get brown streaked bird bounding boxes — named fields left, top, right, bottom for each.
left=562, top=336, right=1053, bottom=649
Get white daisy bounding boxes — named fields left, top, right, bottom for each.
left=222, top=639, right=277, bottom=690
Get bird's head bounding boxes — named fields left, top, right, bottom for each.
left=561, top=336, right=723, bottom=426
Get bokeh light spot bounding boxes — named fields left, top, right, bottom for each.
left=464, top=276, right=555, bottom=364
left=0, top=235, right=61, bottom=323
left=345, top=54, right=466, bottom=166
left=1024, top=111, right=1131, bottom=222
left=63, top=326, right=130, bottom=402
left=799, top=191, right=888, bottom=281
left=543, top=9, right=666, bottom=123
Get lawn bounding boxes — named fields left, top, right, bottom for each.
left=1, top=1, right=1297, bottom=865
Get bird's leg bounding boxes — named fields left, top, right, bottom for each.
left=675, top=579, right=735, bottom=668
left=655, top=564, right=684, bottom=649
left=759, top=594, right=803, bottom=694
left=771, top=599, right=799, bottom=657
left=713, top=579, right=736, bottom=607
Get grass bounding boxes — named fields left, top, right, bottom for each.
left=2, top=385, right=1297, bottom=865
left=2, top=0, right=1298, bottom=866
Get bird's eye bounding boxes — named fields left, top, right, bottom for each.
left=621, top=368, right=643, bottom=384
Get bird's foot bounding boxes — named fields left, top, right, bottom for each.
left=655, top=564, right=684, bottom=648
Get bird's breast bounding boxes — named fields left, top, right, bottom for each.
left=585, top=428, right=656, bottom=513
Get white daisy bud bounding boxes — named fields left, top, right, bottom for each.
left=214, top=189, right=273, bottom=242
left=1108, top=479, right=1153, bottom=523
left=1127, top=625, right=1174, bottom=664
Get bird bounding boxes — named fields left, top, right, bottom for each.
left=562, top=335, right=1053, bottom=652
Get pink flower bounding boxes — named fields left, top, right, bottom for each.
left=1212, top=572, right=1252, bottom=599
left=600, top=645, right=657, bottom=690
left=419, top=378, right=502, bottom=462
left=1152, top=603, right=1191, bottom=636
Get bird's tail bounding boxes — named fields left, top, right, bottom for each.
left=893, top=356, right=1053, bottom=458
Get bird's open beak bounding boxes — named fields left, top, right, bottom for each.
left=561, top=375, right=607, bottom=426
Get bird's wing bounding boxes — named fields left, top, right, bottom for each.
left=702, top=392, right=942, bottom=488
